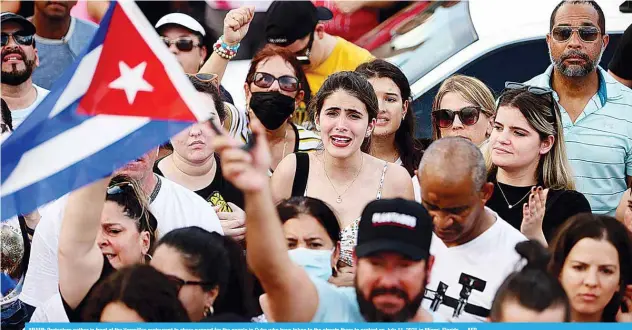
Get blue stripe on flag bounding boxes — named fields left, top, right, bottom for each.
left=1, top=120, right=191, bottom=220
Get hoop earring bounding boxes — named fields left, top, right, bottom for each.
left=204, top=305, right=214, bottom=317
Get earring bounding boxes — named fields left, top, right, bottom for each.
left=203, top=305, right=214, bottom=317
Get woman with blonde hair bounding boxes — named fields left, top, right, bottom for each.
left=485, top=82, right=590, bottom=246
left=431, top=75, right=496, bottom=146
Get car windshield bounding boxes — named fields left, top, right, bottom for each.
left=372, top=1, right=478, bottom=83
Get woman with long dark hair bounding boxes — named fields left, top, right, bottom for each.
left=355, top=59, right=424, bottom=177
left=271, top=72, right=413, bottom=271
left=548, top=213, right=632, bottom=322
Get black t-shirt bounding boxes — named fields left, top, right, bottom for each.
left=486, top=180, right=592, bottom=241
left=609, top=23, right=632, bottom=80
left=62, top=255, right=115, bottom=322
left=154, top=154, right=244, bottom=210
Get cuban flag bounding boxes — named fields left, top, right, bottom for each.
left=1, top=1, right=210, bottom=221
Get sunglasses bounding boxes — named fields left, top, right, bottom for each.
left=165, top=274, right=213, bottom=293
left=551, top=26, right=600, bottom=42
left=251, top=72, right=299, bottom=93
left=1, top=32, right=34, bottom=47
left=107, top=181, right=134, bottom=195
left=433, top=106, right=482, bottom=128
left=295, top=33, right=315, bottom=65
left=161, top=37, right=200, bottom=52
left=503, top=81, right=557, bottom=122
left=187, top=72, right=219, bottom=88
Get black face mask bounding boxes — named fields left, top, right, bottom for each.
left=249, top=91, right=296, bottom=130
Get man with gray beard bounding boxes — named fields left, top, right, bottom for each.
left=525, top=0, right=632, bottom=216
left=0, top=12, right=49, bottom=128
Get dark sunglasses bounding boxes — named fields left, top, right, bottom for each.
left=295, top=33, right=315, bottom=65
left=165, top=274, right=213, bottom=293
left=1, top=32, right=34, bottom=47
left=432, top=106, right=481, bottom=128
left=503, top=81, right=557, bottom=122
left=161, top=37, right=200, bottom=52
left=251, top=72, right=299, bottom=92
left=551, top=26, right=600, bottom=42
left=187, top=73, right=219, bottom=88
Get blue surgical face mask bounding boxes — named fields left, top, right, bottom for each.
left=288, top=247, right=333, bottom=282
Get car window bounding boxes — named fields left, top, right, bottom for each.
left=410, top=33, right=623, bottom=138
left=376, top=1, right=478, bottom=84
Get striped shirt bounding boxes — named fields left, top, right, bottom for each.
left=525, top=65, right=632, bottom=215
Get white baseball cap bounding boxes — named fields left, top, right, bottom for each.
left=155, top=13, right=206, bottom=37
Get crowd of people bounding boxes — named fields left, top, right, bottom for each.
left=1, top=0, right=632, bottom=326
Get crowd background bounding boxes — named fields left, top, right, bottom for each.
left=1, top=0, right=632, bottom=327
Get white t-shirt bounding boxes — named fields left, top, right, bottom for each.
left=422, top=208, right=526, bottom=322
left=19, top=175, right=223, bottom=309
left=9, top=84, right=49, bottom=128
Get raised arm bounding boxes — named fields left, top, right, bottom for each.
left=198, top=6, right=254, bottom=84
left=212, top=116, right=319, bottom=322
left=58, top=177, right=110, bottom=309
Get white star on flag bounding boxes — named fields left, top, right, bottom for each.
left=108, top=61, right=154, bottom=104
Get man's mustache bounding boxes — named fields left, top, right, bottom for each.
left=370, top=287, right=409, bottom=301
left=559, top=50, right=591, bottom=63
left=1, top=48, right=27, bottom=61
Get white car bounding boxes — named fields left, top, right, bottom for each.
left=223, top=0, right=632, bottom=138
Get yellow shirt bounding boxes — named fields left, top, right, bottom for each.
left=306, top=37, right=374, bottom=95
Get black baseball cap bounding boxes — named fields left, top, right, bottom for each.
left=265, top=1, right=333, bottom=47
left=355, top=199, right=434, bottom=261
left=0, top=12, right=36, bottom=35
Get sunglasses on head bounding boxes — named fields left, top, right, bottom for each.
left=165, top=274, right=213, bottom=293
left=187, top=72, right=219, bottom=88
left=106, top=181, right=134, bottom=195
left=161, top=37, right=200, bottom=52
left=432, top=106, right=482, bottom=128
left=503, top=81, right=558, bottom=122
left=1, top=32, right=34, bottom=47
left=551, top=26, right=600, bottom=42
left=251, top=72, right=299, bottom=93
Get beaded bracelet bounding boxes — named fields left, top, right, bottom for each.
left=213, top=35, right=240, bottom=60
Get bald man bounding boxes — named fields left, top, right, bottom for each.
left=416, top=137, right=526, bottom=322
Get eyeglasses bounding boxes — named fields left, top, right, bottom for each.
left=551, top=26, right=601, bottom=42
left=161, top=37, right=200, bottom=52
left=432, top=106, right=482, bottom=128
left=251, top=72, right=299, bottom=92
left=106, top=181, right=133, bottom=195
left=1, top=32, right=34, bottom=47
left=165, top=274, right=213, bottom=293
left=503, top=81, right=557, bottom=123
left=295, top=33, right=315, bottom=65
left=187, top=73, right=219, bottom=88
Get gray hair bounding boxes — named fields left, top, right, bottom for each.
left=418, top=137, right=487, bottom=191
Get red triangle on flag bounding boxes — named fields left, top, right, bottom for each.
left=76, top=5, right=197, bottom=122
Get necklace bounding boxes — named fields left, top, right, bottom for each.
left=323, top=153, right=364, bottom=203
left=496, top=182, right=533, bottom=209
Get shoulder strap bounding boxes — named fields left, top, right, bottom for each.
left=376, top=162, right=389, bottom=200
left=291, top=153, right=310, bottom=197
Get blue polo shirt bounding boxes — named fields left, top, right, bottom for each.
left=525, top=65, right=632, bottom=215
